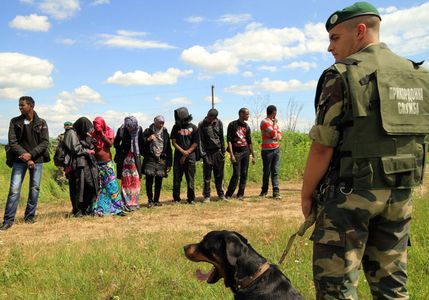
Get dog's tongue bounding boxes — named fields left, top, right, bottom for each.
left=196, top=268, right=214, bottom=281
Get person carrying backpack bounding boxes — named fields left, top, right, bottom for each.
left=53, top=121, right=73, bottom=187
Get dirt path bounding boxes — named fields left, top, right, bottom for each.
left=0, top=181, right=304, bottom=247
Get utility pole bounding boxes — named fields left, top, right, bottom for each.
left=211, top=85, right=215, bottom=109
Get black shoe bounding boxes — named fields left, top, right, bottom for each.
left=74, top=211, right=84, bottom=218
left=147, top=202, right=154, bottom=208
left=173, top=200, right=181, bottom=205
left=154, top=202, right=163, bottom=207
left=188, top=200, right=196, bottom=205
left=116, top=211, right=127, bottom=217
left=25, top=218, right=36, bottom=224
left=259, top=192, right=267, bottom=198
left=273, top=193, right=282, bottom=200
left=0, top=223, right=13, bottom=231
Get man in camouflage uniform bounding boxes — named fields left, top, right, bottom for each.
left=301, top=2, right=429, bottom=299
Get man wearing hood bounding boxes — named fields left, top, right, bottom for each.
left=1, top=96, right=50, bottom=231
left=198, top=108, right=226, bottom=202
left=171, top=107, right=199, bottom=204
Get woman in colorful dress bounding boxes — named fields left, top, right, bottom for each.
left=92, top=116, right=126, bottom=216
left=142, top=115, right=172, bottom=207
left=114, top=116, right=143, bottom=211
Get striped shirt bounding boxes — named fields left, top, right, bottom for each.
left=260, top=117, right=282, bottom=150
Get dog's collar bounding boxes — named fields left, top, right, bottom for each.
left=234, top=261, right=271, bottom=290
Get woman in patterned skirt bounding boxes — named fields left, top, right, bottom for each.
left=114, top=116, right=143, bottom=211
left=92, top=116, right=126, bottom=216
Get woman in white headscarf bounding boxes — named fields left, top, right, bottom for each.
left=142, top=115, right=172, bottom=207
left=114, top=116, right=143, bottom=210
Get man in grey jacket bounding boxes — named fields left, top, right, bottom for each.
left=1, top=96, right=50, bottom=231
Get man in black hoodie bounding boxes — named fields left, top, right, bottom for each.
left=198, top=109, right=225, bottom=202
left=171, top=107, right=199, bottom=204
left=1, top=96, right=50, bottom=231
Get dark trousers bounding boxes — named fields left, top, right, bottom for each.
left=203, top=151, right=225, bottom=198
left=69, top=167, right=97, bottom=215
left=173, top=155, right=196, bottom=202
left=146, top=175, right=163, bottom=203
left=261, top=147, right=280, bottom=195
left=226, top=149, right=249, bottom=197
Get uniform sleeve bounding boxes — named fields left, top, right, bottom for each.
left=309, top=71, right=345, bottom=147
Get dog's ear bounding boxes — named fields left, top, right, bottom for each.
left=231, top=231, right=248, bottom=244
left=225, top=233, right=247, bottom=266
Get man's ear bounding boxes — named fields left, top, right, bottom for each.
left=225, top=234, right=246, bottom=266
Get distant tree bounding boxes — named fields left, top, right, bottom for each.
left=247, top=94, right=269, bottom=132
left=283, top=98, right=303, bottom=132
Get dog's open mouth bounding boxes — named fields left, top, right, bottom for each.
left=196, top=266, right=221, bottom=283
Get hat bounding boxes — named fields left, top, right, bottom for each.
left=64, top=121, right=73, bottom=127
left=326, top=1, right=381, bottom=32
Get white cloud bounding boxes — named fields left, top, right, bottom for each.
left=91, top=0, right=110, bottom=6
left=205, top=96, right=222, bottom=104
left=38, top=0, right=80, bottom=20
left=56, top=38, right=76, bottom=45
left=116, top=30, right=147, bottom=37
left=185, top=16, right=204, bottom=24
left=106, top=68, right=193, bottom=86
left=181, top=21, right=326, bottom=73
left=224, top=85, right=254, bottom=96
left=378, top=6, right=398, bottom=14
left=19, top=0, right=34, bottom=4
left=258, top=65, right=278, bottom=72
left=9, top=14, right=51, bottom=32
left=168, top=97, right=192, bottom=105
left=99, top=110, right=150, bottom=129
left=217, top=13, right=252, bottom=24
left=181, top=45, right=239, bottom=73
left=285, top=61, right=317, bottom=71
left=381, top=2, right=429, bottom=56
left=98, top=31, right=175, bottom=49
left=0, top=52, right=53, bottom=100
left=242, top=71, right=254, bottom=77
left=255, top=78, right=317, bottom=92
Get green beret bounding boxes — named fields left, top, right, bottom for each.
left=326, top=1, right=381, bottom=32
left=64, top=121, right=73, bottom=126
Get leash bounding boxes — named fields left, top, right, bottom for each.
left=278, top=207, right=316, bottom=265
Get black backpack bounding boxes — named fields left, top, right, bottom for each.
left=53, top=134, right=68, bottom=167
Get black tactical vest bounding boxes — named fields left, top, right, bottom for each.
left=316, top=43, right=429, bottom=190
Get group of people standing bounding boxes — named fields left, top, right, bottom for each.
left=0, top=99, right=283, bottom=229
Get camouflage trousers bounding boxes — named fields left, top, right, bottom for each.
left=310, top=187, right=412, bottom=300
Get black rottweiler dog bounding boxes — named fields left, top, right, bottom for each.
left=184, top=230, right=304, bottom=300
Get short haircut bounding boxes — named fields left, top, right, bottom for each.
left=238, top=107, right=249, bottom=115
left=19, top=96, right=35, bottom=107
left=266, top=105, right=277, bottom=115
left=207, top=108, right=218, bottom=118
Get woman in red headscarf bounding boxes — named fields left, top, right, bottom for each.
left=92, top=116, right=126, bottom=216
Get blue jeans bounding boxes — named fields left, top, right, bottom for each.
left=3, top=162, right=43, bottom=224
left=261, top=147, right=280, bottom=195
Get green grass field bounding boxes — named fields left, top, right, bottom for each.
left=0, top=133, right=428, bottom=299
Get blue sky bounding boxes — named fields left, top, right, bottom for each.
left=1, top=0, right=428, bottom=139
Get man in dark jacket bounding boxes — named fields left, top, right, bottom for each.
left=171, top=107, right=199, bottom=204
left=1, top=96, right=50, bottom=230
left=225, top=107, right=255, bottom=201
left=198, top=109, right=226, bottom=202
